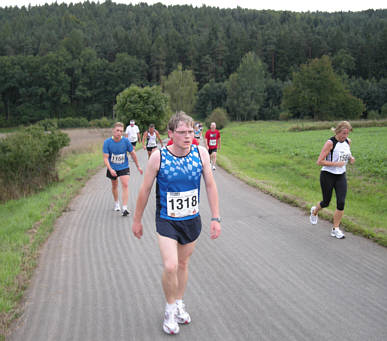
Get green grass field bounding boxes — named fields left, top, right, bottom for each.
left=218, top=121, right=387, bottom=245
left=0, top=147, right=104, bottom=338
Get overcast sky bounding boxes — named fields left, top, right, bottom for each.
left=0, top=0, right=386, bottom=12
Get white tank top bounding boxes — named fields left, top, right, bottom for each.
left=147, top=131, right=157, bottom=147
left=321, top=139, right=351, bottom=174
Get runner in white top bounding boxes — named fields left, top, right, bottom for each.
left=309, top=121, right=355, bottom=239
left=125, top=120, right=141, bottom=147
left=142, top=123, right=164, bottom=159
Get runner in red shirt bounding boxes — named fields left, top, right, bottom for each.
left=205, top=122, right=221, bottom=170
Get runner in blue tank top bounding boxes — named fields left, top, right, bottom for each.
left=132, top=112, right=221, bottom=335
left=103, top=122, right=143, bottom=216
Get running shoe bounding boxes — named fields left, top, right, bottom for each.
left=122, top=209, right=130, bottom=217
left=114, top=203, right=121, bottom=211
left=163, top=310, right=180, bottom=335
left=176, top=301, right=191, bottom=324
left=331, top=228, right=345, bottom=239
left=212, top=165, right=216, bottom=170
left=310, top=206, right=318, bottom=225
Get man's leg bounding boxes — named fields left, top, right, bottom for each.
left=212, top=151, right=217, bottom=168
left=158, top=234, right=178, bottom=304
left=120, top=175, right=130, bottom=207
left=111, top=179, right=119, bottom=202
left=176, top=241, right=196, bottom=300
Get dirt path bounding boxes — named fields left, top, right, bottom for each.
left=9, top=148, right=387, bottom=341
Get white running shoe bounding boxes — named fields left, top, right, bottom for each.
left=310, top=206, right=318, bottom=225
left=212, top=165, right=216, bottom=170
left=331, top=228, right=345, bottom=239
left=163, top=310, right=180, bottom=335
left=114, top=203, right=121, bottom=211
left=176, top=301, right=191, bottom=324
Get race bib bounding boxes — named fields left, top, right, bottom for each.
left=111, top=153, right=125, bottom=164
left=167, top=189, right=199, bottom=218
left=148, top=141, right=157, bottom=147
left=129, top=136, right=137, bottom=142
left=209, top=139, right=217, bottom=146
left=339, top=151, right=351, bottom=162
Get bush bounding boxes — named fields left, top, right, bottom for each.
left=205, top=107, right=229, bottom=129
left=57, top=117, right=89, bottom=128
left=279, top=111, right=291, bottom=121
left=0, top=126, right=70, bottom=202
left=89, top=117, right=114, bottom=128
left=367, top=110, right=380, bottom=120
left=36, top=118, right=59, bottom=130
left=381, top=103, right=387, bottom=118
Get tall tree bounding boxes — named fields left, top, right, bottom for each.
left=226, top=52, right=267, bottom=121
left=161, top=63, right=198, bottom=114
left=282, top=55, right=364, bottom=120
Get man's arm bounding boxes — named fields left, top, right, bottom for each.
left=103, top=153, right=116, bottom=177
left=129, top=150, right=143, bottom=175
left=142, top=131, right=147, bottom=149
left=217, top=133, right=221, bottom=151
left=132, top=151, right=160, bottom=239
left=199, top=146, right=221, bottom=239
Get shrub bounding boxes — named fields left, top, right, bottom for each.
left=367, top=110, right=380, bottom=120
left=36, top=118, right=59, bottom=130
left=0, top=126, right=70, bottom=202
left=381, top=103, right=387, bottom=118
left=57, top=117, right=89, bottom=128
left=89, top=117, right=114, bottom=128
left=205, top=107, right=229, bottom=129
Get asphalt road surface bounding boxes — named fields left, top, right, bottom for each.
left=9, top=148, right=387, bottom=341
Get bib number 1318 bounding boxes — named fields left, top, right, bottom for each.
left=167, top=189, right=199, bottom=218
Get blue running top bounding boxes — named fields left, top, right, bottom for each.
left=103, top=137, right=133, bottom=171
left=156, top=145, right=203, bottom=221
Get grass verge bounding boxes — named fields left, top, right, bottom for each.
left=217, top=121, right=387, bottom=246
left=0, top=146, right=104, bottom=340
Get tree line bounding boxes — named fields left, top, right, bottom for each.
left=0, top=1, right=386, bottom=125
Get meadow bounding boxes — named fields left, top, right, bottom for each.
left=218, top=121, right=387, bottom=245
left=0, top=128, right=110, bottom=338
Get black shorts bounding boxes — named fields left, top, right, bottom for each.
left=147, top=146, right=157, bottom=152
left=156, top=215, right=202, bottom=245
left=208, top=148, right=217, bottom=155
left=106, top=168, right=130, bottom=180
left=131, top=141, right=137, bottom=147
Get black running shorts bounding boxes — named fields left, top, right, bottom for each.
left=156, top=215, right=202, bottom=245
left=106, top=168, right=130, bottom=180
left=147, top=146, right=157, bottom=152
left=208, top=148, right=217, bottom=155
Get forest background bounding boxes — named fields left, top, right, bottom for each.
left=0, top=1, right=387, bottom=127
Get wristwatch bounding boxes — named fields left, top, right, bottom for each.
left=211, top=217, right=221, bottom=223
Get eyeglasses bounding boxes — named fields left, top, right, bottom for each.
left=174, top=130, right=194, bottom=135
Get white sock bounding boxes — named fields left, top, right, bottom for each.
left=115, top=201, right=120, bottom=206
left=176, top=299, right=183, bottom=306
left=122, top=205, right=128, bottom=211
left=166, top=302, right=176, bottom=313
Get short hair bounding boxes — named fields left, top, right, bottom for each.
left=333, top=121, right=352, bottom=134
left=168, top=111, right=194, bottom=131
left=113, top=122, right=124, bottom=129
left=149, top=123, right=155, bottom=129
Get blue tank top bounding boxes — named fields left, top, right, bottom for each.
left=156, top=145, right=203, bottom=221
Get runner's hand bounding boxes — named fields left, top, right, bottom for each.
left=132, top=221, right=143, bottom=239
left=210, top=221, right=221, bottom=239
left=110, top=169, right=117, bottom=177
left=137, top=166, right=143, bottom=175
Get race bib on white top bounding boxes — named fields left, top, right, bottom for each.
left=167, top=189, right=199, bottom=218
left=111, top=153, right=125, bottom=164
left=209, top=139, right=217, bottom=146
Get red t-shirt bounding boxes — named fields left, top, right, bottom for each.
left=205, top=129, right=220, bottom=149
left=167, top=138, right=199, bottom=146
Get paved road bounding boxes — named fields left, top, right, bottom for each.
left=9, top=148, right=387, bottom=341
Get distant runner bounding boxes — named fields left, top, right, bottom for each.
left=309, top=121, right=355, bottom=239
left=205, top=122, right=221, bottom=170
left=125, top=120, right=141, bottom=147
left=194, top=122, right=202, bottom=142
left=142, top=123, right=164, bottom=159
left=103, top=122, right=143, bottom=216
left=132, top=111, right=221, bottom=335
